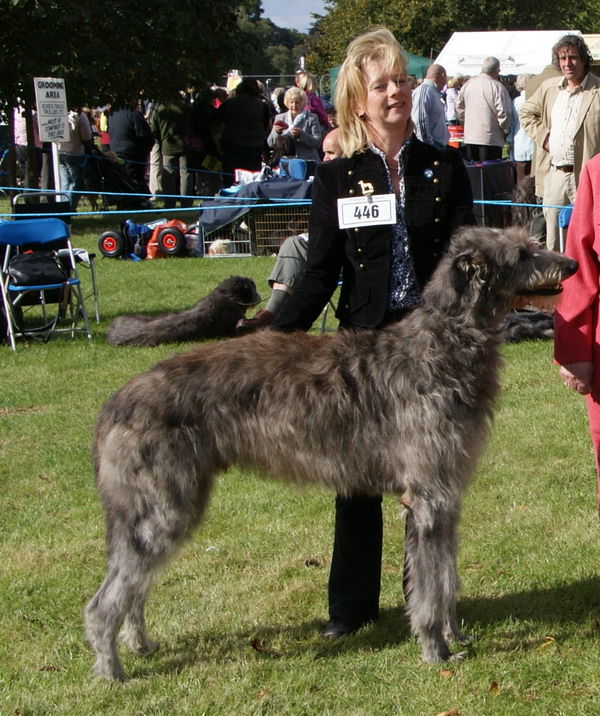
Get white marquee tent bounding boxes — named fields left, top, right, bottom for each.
left=435, top=30, right=581, bottom=77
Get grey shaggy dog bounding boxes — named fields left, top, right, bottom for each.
left=106, top=276, right=261, bottom=346
left=85, top=227, right=577, bottom=680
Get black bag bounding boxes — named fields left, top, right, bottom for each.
left=8, top=251, right=68, bottom=286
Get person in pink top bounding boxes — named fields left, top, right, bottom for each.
left=554, top=152, right=600, bottom=515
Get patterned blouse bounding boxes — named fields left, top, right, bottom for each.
left=370, top=140, right=420, bottom=311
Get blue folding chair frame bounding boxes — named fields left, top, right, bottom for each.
left=0, top=218, right=92, bottom=350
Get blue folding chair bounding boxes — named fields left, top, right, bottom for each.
left=0, top=218, right=92, bottom=350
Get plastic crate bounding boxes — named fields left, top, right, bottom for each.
left=248, top=204, right=310, bottom=256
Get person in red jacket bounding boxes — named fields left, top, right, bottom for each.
left=554, top=152, right=600, bottom=516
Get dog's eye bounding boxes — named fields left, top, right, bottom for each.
left=519, top=248, right=531, bottom=261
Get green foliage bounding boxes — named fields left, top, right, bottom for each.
left=307, top=0, right=600, bottom=72
left=0, top=0, right=244, bottom=111
left=2, top=211, right=600, bottom=712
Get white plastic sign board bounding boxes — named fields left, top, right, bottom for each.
left=34, top=77, right=68, bottom=142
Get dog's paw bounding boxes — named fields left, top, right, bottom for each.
left=445, top=629, right=475, bottom=645
left=92, top=657, right=126, bottom=681
left=133, top=638, right=160, bottom=654
left=119, top=630, right=160, bottom=654
left=449, top=650, right=468, bottom=663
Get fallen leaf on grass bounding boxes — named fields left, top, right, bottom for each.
left=251, top=638, right=269, bottom=653
left=540, top=636, right=558, bottom=652
left=489, top=681, right=499, bottom=696
left=440, top=669, right=454, bottom=679
left=436, top=710, right=460, bottom=716
left=383, top=566, right=400, bottom=575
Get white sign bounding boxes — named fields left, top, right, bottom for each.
left=337, top=194, right=396, bottom=229
left=34, top=77, right=68, bottom=142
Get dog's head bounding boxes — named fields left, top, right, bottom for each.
left=424, top=227, right=578, bottom=323
left=215, top=276, right=262, bottom=309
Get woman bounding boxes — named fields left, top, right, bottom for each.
left=267, top=87, right=323, bottom=164
left=445, top=76, right=461, bottom=125
left=58, top=108, right=93, bottom=211
left=554, top=152, right=600, bottom=517
left=271, top=27, right=475, bottom=638
left=295, top=71, right=331, bottom=131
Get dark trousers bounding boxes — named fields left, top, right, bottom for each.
left=328, top=494, right=383, bottom=623
left=464, top=144, right=503, bottom=163
left=220, top=140, right=263, bottom=187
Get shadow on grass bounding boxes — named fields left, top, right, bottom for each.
left=459, top=574, right=600, bottom=629
left=124, top=575, right=600, bottom=678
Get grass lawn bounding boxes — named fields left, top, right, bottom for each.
left=1, top=206, right=600, bottom=714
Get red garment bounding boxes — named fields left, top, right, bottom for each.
left=554, top=153, right=600, bottom=514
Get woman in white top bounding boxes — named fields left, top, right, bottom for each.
left=267, top=87, right=323, bottom=163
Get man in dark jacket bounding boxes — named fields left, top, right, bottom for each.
left=150, top=94, right=193, bottom=208
left=108, top=102, right=155, bottom=195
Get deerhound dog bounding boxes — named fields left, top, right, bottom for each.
left=107, top=276, right=261, bottom=346
left=85, top=227, right=577, bottom=680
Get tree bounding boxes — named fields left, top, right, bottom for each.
left=0, top=0, right=248, bottom=115
left=306, top=0, right=600, bottom=74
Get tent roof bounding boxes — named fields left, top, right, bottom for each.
left=435, top=30, right=581, bottom=77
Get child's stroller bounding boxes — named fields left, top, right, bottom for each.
left=83, top=147, right=152, bottom=211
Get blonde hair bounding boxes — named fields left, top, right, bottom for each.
left=295, top=72, right=316, bottom=93
left=334, top=26, right=409, bottom=157
left=283, top=86, right=307, bottom=110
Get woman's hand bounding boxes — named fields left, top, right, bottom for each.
left=560, top=361, right=593, bottom=395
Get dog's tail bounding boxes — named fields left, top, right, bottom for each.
left=107, top=315, right=158, bottom=347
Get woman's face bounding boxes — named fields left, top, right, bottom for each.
left=360, top=60, right=412, bottom=140
left=288, top=96, right=305, bottom=117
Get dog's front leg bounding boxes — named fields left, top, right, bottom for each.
left=403, top=498, right=467, bottom=663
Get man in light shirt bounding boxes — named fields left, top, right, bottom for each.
left=455, top=57, right=512, bottom=162
left=519, top=34, right=600, bottom=251
left=411, top=64, right=449, bottom=150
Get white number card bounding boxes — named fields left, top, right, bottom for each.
left=337, top=194, right=396, bottom=229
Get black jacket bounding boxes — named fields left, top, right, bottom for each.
left=273, top=137, right=475, bottom=330
left=107, top=108, right=154, bottom=160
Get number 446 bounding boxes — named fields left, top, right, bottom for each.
left=354, top=204, right=379, bottom=219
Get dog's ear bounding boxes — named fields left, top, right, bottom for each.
left=451, top=249, right=488, bottom=294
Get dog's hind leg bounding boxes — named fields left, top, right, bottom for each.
left=403, top=499, right=466, bottom=664
left=85, top=562, right=137, bottom=680
left=121, top=570, right=161, bottom=654
left=85, top=452, right=215, bottom=680
left=85, top=519, right=197, bottom=680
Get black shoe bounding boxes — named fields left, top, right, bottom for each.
left=321, top=620, right=362, bottom=639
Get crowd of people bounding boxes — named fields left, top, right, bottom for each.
left=9, top=71, right=336, bottom=211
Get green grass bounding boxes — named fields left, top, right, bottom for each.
left=2, top=210, right=600, bottom=714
